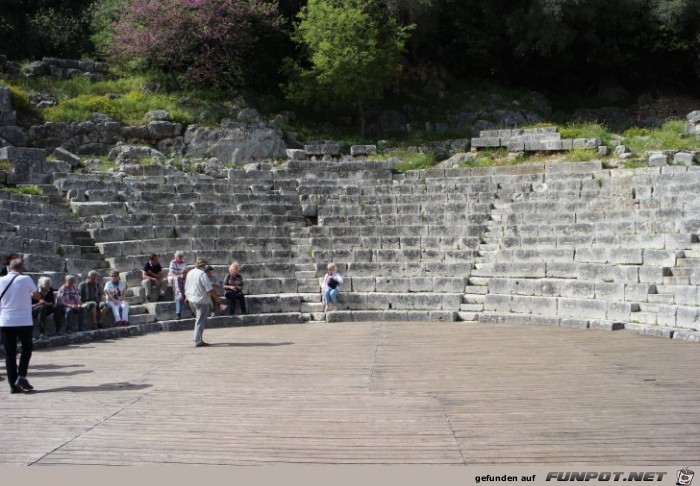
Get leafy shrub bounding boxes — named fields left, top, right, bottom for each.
left=2, top=185, right=44, bottom=196
left=109, top=0, right=282, bottom=89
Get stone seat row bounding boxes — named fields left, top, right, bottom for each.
left=483, top=277, right=654, bottom=302
left=495, top=221, right=685, bottom=237
left=68, top=201, right=300, bottom=218
left=316, top=202, right=494, bottom=217
left=90, top=225, right=294, bottom=243
left=479, top=247, right=683, bottom=267
left=498, top=233, right=697, bottom=251
left=317, top=213, right=491, bottom=226
left=482, top=293, right=637, bottom=322
left=306, top=224, right=488, bottom=238
left=95, top=236, right=298, bottom=257
left=309, top=235, right=481, bottom=251
left=315, top=193, right=498, bottom=205
left=469, top=261, right=666, bottom=283
left=83, top=213, right=300, bottom=230
left=105, top=249, right=305, bottom=271
left=21, top=253, right=109, bottom=274
left=498, top=208, right=684, bottom=225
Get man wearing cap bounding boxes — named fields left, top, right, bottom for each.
left=185, top=258, right=225, bottom=347
left=0, top=259, right=41, bottom=393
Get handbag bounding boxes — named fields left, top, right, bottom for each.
left=327, top=277, right=339, bottom=289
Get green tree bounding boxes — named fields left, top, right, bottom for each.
left=287, top=0, right=411, bottom=135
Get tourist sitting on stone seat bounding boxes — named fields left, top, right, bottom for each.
left=32, top=277, right=56, bottom=339
left=167, top=251, right=187, bottom=290
left=104, top=271, right=129, bottom=327
left=223, top=262, right=246, bottom=316
left=142, top=253, right=166, bottom=303
left=205, top=266, right=223, bottom=317
left=79, top=271, right=107, bottom=330
left=57, top=275, right=84, bottom=333
left=174, top=267, right=191, bottom=320
left=322, top=263, right=343, bottom=313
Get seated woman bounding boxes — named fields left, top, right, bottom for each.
left=32, top=277, right=56, bottom=339
left=104, top=271, right=129, bottom=326
left=57, top=275, right=84, bottom=333
left=321, top=263, right=344, bottom=312
left=223, top=262, right=246, bottom=315
left=167, top=251, right=187, bottom=290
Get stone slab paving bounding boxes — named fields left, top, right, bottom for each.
left=1, top=322, right=699, bottom=465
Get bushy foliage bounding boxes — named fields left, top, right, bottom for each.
left=108, top=0, right=282, bottom=89
left=287, top=0, right=411, bottom=134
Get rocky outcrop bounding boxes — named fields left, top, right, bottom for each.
left=184, top=122, right=286, bottom=163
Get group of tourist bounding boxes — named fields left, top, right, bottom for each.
left=0, top=249, right=345, bottom=393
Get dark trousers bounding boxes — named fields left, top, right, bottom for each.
left=1, top=326, right=33, bottom=387
left=32, top=304, right=54, bottom=334
left=225, top=291, right=247, bottom=315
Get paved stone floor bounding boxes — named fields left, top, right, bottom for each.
left=1, top=322, right=699, bottom=465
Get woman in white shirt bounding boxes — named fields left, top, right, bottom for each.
left=104, top=270, right=129, bottom=326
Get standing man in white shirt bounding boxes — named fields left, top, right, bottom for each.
left=0, top=259, right=41, bottom=393
left=185, top=259, right=225, bottom=348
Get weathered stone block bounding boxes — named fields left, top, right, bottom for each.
left=350, top=145, right=377, bottom=157
left=676, top=306, right=700, bottom=329
left=558, top=298, right=607, bottom=319
left=286, top=149, right=306, bottom=160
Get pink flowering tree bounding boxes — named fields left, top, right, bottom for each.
left=109, top=0, right=281, bottom=88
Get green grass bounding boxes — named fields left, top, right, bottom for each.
left=0, top=73, right=239, bottom=126
left=622, top=120, right=700, bottom=152
left=622, top=159, right=647, bottom=169
left=0, top=159, right=10, bottom=171
left=372, top=150, right=438, bottom=173
left=2, top=185, right=44, bottom=195
left=566, top=148, right=598, bottom=162
left=559, top=122, right=610, bottom=141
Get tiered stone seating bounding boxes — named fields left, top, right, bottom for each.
left=21, top=157, right=697, bottom=342
left=470, top=163, right=700, bottom=340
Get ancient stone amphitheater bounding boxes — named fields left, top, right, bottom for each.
left=2, top=145, right=700, bottom=345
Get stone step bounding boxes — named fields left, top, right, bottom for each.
left=647, top=293, right=675, bottom=304
left=638, top=303, right=660, bottom=313
left=678, top=258, right=700, bottom=267
left=325, top=310, right=456, bottom=323
left=670, top=268, right=696, bottom=277
left=477, top=311, right=625, bottom=331
left=460, top=303, right=483, bottom=312
left=456, top=311, right=479, bottom=321
left=462, top=293, right=486, bottom=304
left=663, top=276, right=691, bottom=285
left=463, top=284, right=489, bottom=295
left=629, top=312, right=658, bottom=325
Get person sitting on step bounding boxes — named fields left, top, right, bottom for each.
left=322, top=263, right=344, bottom=313
left=32, top=277, right=56, bottom=339
left=56, top=275, right=84, bottom=333
left=223, top=262, right=247, bottom=316
left=142, top=253, right=167, bottom=303
left=104, top=271, right=129, bottom=327
left=79, top=271, right=107, bottom=330
left=167, top=251, right=187, bottom=291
